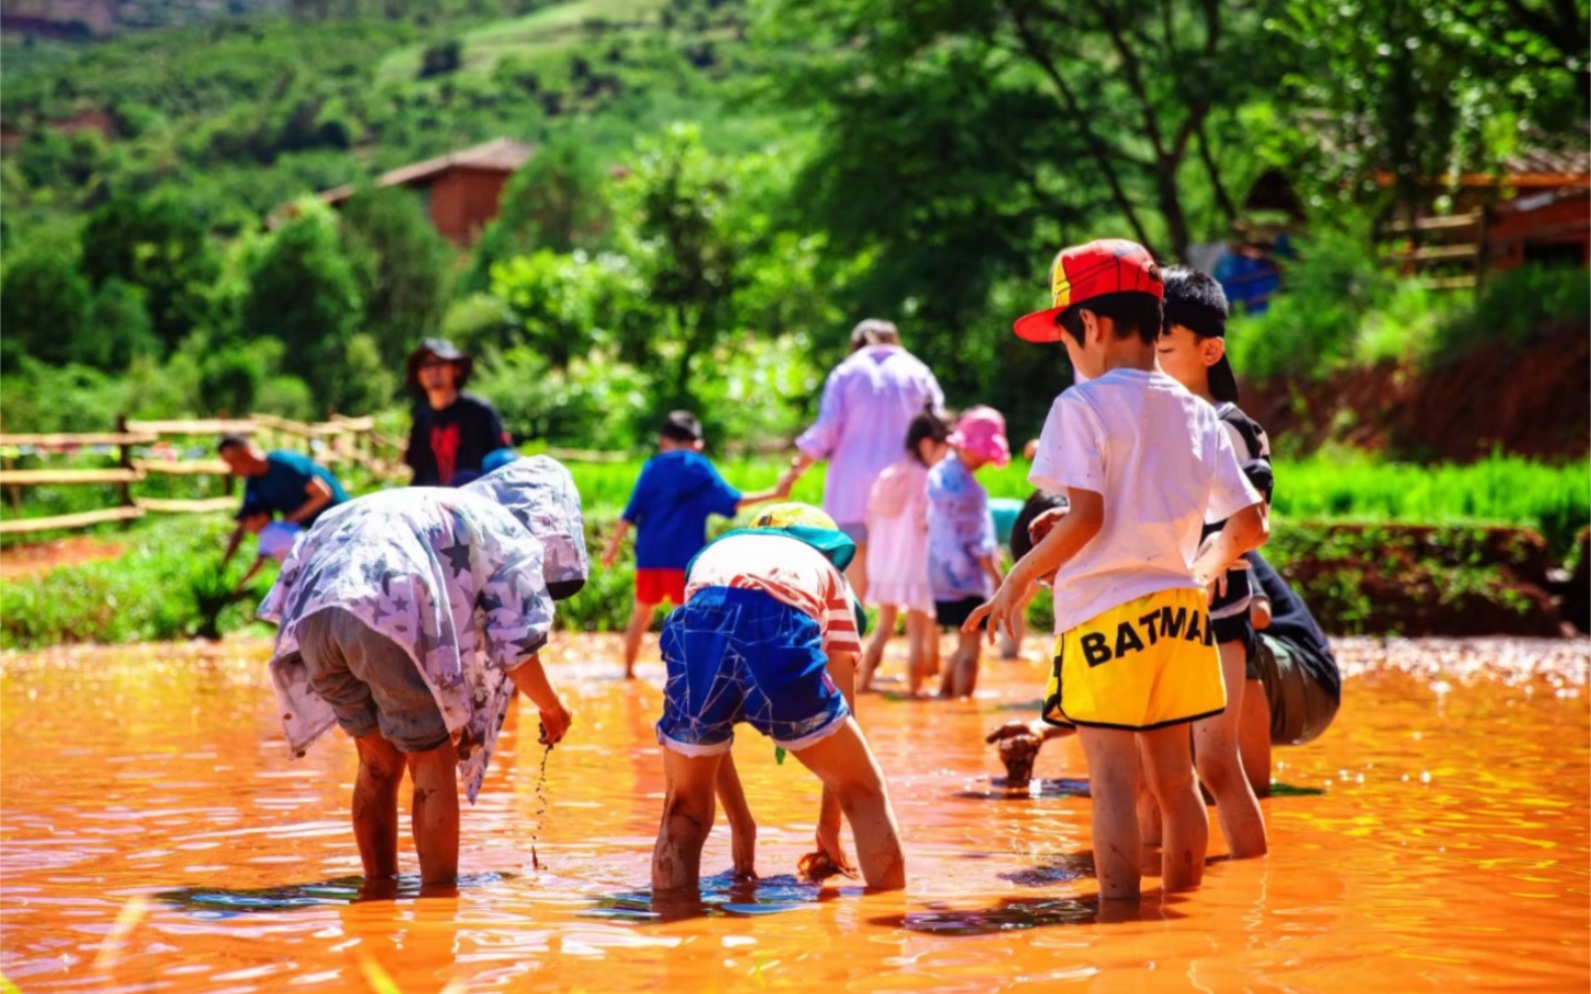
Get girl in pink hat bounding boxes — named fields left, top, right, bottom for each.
left=927, top=406, right=1010, bottom=698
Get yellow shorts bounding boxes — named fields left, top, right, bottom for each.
left=1043, top=588, right=1226, bottom=731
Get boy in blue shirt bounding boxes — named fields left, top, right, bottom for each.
left=602, top=412, right=793, bottom=678
left=219, top=436, right=350, bottom=568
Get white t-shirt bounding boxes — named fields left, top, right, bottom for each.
left=1029, top=368, right=1261, bottom=633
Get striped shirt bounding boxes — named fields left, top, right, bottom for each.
left=685, top=532, right=863, bottom=655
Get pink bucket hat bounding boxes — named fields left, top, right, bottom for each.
left=950, top=406, right=1011, bottom=468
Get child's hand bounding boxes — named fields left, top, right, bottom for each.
left=813, top=821, right=853, bottom=875
left=963, top=576, right=1034, bottom=645
left=537, top=702, right=572, bottom=745
left=600, top=543, right=620, bottom=571
left=732, top=821, right=757, bottom=880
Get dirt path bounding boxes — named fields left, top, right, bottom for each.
left=0, top=536, right=124, bottom=581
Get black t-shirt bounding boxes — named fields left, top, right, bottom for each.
left=1204, top=402, right=1274, bottom=617
left=404, top=393, right=510, bottom=487
left=1249, top=551, right=1342, bottom=704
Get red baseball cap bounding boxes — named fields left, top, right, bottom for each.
left=1013, top=239, right=1164, bottom=342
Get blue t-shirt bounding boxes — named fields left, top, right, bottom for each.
left=926, top=456, right=997, bottom=601
left=243, top=451, right=350, bottom=528
left=622, top=450, right=742, bottom=570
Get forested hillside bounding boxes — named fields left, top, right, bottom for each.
left=1, top=0, right=1584, bottom=450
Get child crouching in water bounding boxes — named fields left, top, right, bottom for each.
left=651, top=503, right=906, bottom=893
left=858, top=408, right=952, bottom=696
left=928, top=407, right=1009, bottom=699
left=968, top=239, right=1267, bottom=901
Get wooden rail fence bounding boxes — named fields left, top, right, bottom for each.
left=0, top=415, right=401, bottom=537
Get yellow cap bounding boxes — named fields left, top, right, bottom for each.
left=752, top=502, right=837, bottom=531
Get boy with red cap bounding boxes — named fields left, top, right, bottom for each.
left=965, top=239, right=1268, bottom=902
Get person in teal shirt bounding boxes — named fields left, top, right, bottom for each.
left=219, top=436, right=349, bottom=566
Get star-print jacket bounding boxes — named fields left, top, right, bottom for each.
left=259, top=487, right=554, bottom=802
left=462, top=455, right=589, bottom=600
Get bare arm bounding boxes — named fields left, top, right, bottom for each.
left=601, top=519, right=631, bottom=570
left=716, top=753, right=757, bottom=878
left=235, top=555, right=265, bottom=593
left=815, top=649, right=859, bottom=860
left=965, top=488, right=1105, bottom=644
left=283, top=477, right=335, bottom=526
left=1191, top=502, right=1269, bottom=589
left=976, top=552, right=1003, bottom=591
left=221, top=523, right=246, bottom=566
left=506, top=653, right=572, bottom=744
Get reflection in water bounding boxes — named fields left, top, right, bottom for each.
left=1, top=635, right=1587, bottom=992
left=876, top=891, right=1189, bottom=935
left=155, top=872, right=509, bottom=915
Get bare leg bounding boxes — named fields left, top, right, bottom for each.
left=622, top=598, right=657, bottom=679
left=1193, top=642, right=1267, bottom=858
left=1134, top=747, right=1163, bottom=847
left=652, top=748, right=723, bottom=892
left=859, top=605, right=897, bottom=693
left=352, top=733, right=405, bottom=880
left=407, top=741, right=460, bottom=886
left=904, top=609, right=932, bottom=697
left=923, top=622, right=941, bottom=678
left=1239, top=678, right=1273, bottom=797
left=940, top=630, right=981, bottom=698
left=1139, top=723, right=1209, bottom=893
left=1076, top=726, right=1142, bottom=900
left=846, top=540, right=869, bottom=604
left=790, top=718, right=905, bottom=890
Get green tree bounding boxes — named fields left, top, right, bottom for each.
left=463, top=139, right=611, bottom=294
left=0, top=239, right=92, bottom=367
left=79, top=194, right=220, bottom=352
left=339, top=186, right=454, bottom=366
left=238, top=200, right=362, bottom=414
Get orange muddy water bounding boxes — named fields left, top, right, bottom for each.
left=2, top=634, right=1587, bottom=993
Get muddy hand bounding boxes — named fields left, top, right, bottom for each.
left=538, top=704, right=572, bottom=746
left=985, top=719, right=1041, bottom=744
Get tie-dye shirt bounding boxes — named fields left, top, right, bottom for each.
left=685, top=533, right=863, bottom=656
left=926, top=456, right=998, bottom=601
left=259, top=488, right=553, bottom=803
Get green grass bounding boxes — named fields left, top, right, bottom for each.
left=561, top=452, right=1591, bottom=548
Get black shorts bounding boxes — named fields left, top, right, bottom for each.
left=935, top=597, right=987, bottom=630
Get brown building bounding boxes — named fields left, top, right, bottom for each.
left=319, top=138, right=535, bottom=246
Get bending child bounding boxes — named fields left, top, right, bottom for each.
left=967, top=239, right=1267, bottom=901
left=258, top=457, right=588, bottom=887
left=651, top=503, right=906, bottom=893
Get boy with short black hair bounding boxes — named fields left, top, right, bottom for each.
left=602, top=412, right=793, bottom=679
left=966, top=238, right=1268, bottom=902
left=1154, top=265, right=1275, bottom=859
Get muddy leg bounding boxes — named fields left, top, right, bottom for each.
left=352, top=733, right=405, bottom=880
left=407, top=740, right=460, bottom=886
left=859, top=605, right=897, bottom=693
left=1140, top=723, right=1208, bottom=893
left=652, top=748, right=723, bottom=892
left=1193, top=642, right=1267, bottom=858
left=791, top=718, right=906, bottom=890
left=622, top=598, right=657, bottom=679
left=1076, top=726, right=1143, bottom=901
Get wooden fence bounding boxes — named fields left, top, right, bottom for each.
left=1381, top=210, right=1485, bottom=290
left=0, top=416, right=402, bottom=537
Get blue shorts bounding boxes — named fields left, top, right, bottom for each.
left=656, top=586, right=851, bottom=757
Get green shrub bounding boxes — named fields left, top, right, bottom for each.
left=1428, top=264, right=1591, bottom=365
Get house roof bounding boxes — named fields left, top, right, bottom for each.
left=320, top=138, right=535, bottom=205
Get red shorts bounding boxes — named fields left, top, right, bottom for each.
left=635, top=568, right=687, bottom=607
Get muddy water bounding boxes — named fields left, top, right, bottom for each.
left=1, top=635, right=1586, bottom=993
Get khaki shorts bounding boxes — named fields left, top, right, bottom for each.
left=295, top=607, right=449, bottom=753
left=1249, top=635, right=1340, bottom=746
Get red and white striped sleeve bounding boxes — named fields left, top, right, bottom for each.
left=820, top=569, right=862, bottom=656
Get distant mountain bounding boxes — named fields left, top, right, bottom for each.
left=0, top=0, right=282, bottom=38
